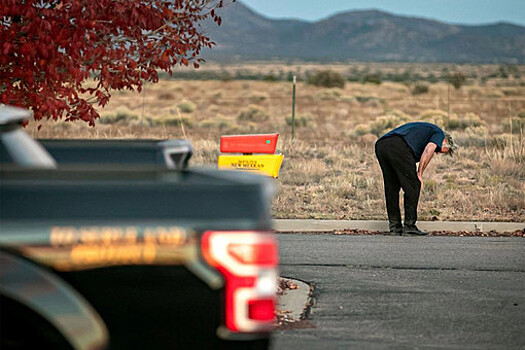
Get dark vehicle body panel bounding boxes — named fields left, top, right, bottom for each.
left=1, top=139, right=193, bottom=170
left=56, top=265, right=222, bottom=349
left=1, top=167, right=274, bottom=349
left=0, top=167, right=272, bottom=223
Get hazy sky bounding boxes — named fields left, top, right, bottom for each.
left=240, top=0, right=525, bottom=26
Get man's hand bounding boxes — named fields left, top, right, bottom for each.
left=417, top=142, right=437, bottom=191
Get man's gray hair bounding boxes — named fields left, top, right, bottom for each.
left=444, top=132, right=457, bottom=156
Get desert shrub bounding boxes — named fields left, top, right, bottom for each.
left=448, top=72, right=467, bottom=89
left=177, top=100, right=196, bottom=113
left=420, top=110, right=454, bottom=128
left=351, top=95, right=383, bottom=107
left=155, top=113, right=193, bottom=128
left=318, top=89, right=342, bottom=100
left=50, top=120, right=71, bottom=130
left=285, top=113, right=310, bottom=127
left=445, top=116, right=461, bottom=130
left=374, top=109, right=413, bottom=121
left=412, top=83, right=429, bottom=95
left=420, top=109, right=448, bottom=120
left=458, top=113, right=484, bottom=129
left=355, top=96, right=380, bottom=104
left=237, top=105, right=269, bottom=122
left=387, top=109, right=412, bottom=119
left=129, top=118, right=156, bottom=127
left=420, top=110, right=484, bottom=131
left=353, top=114, right=411, bottom=137
left=340, top=96, right=359, bottom=105
left=307, top=70, right=345, bottom=88
left=518, top=110, right=525, bottom=119
left=498, top=65, right=509, bottom=78
left=353, top=124, right=369, bottom=136
left=99, top=107, right=138, bottom=124
left=464, top=125, right=488, bottom=136
left=369, top=115, right=409, bottom=136
left=113, top=107, right=138, bottom=122
left=220, top=71, right=232, bottom=82
left=362, top=73, right=382, bottom=85
left=158, top=92, right=175, bottom=100
left=444, top=113, right=484, bottom=130
left=452, top=125, right=488, bottom=148
left=262, top=74, right=278, bottom=82
left=454, top=133, right=486, bottom=148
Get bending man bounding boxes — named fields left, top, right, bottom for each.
left=375, top=122, right=456, bottom=236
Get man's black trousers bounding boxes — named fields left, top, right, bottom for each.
left=375, top=136, right=421, bottom=226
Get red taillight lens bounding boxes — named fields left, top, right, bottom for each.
left=202, top=231, right=278, bottom=333
left=248, top=299, right=275, bottom=321
left=227, top=243, right=278, bottom=266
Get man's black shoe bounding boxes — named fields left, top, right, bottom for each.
left=402, top=225, right=429, bottom=236
left=387, top=227, right=403, bottom=236
left=387, top=222, right=403, bottom=236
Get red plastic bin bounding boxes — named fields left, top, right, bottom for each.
left=220, top=133, right=278, bottom=154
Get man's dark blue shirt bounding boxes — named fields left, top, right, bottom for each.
left=378, top=122, right=445, bottom=162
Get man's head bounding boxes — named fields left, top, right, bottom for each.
left=440, top=132, right=457, bottom=156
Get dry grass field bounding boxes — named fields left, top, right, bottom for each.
left=28, top=63, right=525, bottom=222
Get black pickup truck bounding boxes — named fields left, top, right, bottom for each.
left=0, top=106, right=278, bottom=350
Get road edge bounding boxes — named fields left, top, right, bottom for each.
left=277, top=277, right=313, bottom=327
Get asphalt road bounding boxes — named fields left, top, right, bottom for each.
left=271, top=234, right=525, bottom=350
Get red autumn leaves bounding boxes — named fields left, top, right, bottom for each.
left=0, top=0, right=228, bottom=125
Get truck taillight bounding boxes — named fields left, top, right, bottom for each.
left=202, top=231, right=278, bottom=333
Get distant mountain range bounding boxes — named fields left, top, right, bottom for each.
left=203, top=2, right=525, bottom=63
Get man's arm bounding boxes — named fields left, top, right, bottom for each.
left=417, top=142, right=437, bottom=185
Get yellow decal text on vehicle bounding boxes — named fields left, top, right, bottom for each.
left=20, top=226, right=194, bottom=271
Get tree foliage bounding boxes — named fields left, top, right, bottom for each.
left=0, top=0, right=230, bottom=125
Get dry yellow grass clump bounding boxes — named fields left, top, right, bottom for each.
left=27, top=63, right=525, bottom=222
